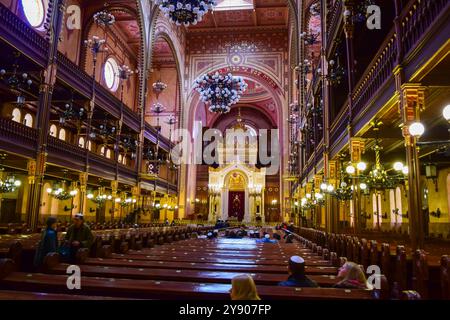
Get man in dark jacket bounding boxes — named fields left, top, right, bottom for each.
left=64, top=213, right=94, bottom=260
left=278, top=256, right=319, bottom=288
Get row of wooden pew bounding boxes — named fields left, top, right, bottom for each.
left=292, top=227, right=450, bottom=299
left=0, top=225, right=420, bottom=300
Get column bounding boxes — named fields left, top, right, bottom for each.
left=78, top=172, right=88, bottom=214
left=398, top=82, right=426, bottom=250
left=221, top=188, right=228, bottom=221
left=350, top=137, right=365, bottom=232
left=111, top=180, right=118, bottom=221
left=244, top=188, right=250, bottom=222
left=328, top=160, right=339, bottom=233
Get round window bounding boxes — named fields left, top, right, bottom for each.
left=104, top=57, right=119, bottom=92
left=22, top=0, right=45, bottom=28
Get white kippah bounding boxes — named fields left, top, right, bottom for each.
left=264, top=234, right=270, bottom=239
left=290, top=255, right=305, bottom=264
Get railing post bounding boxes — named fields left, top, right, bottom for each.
left=27, top=0, right=66, bottom=231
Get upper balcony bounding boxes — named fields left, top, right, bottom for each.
left=327, top=0, right=449, bottom=158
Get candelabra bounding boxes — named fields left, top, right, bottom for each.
left=300, top=31, right=320, bottom=46
left=93, top=4, right=116, bottom=27
left=0, top=53, right=33, bottom=107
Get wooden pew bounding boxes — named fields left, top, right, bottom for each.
left=0, top=269, right=382, bottom=300
left=44, top=257, right=339, bottom=287
left=441, top=255, right=450, bottom=300
left=81, top=257, right=339, bottom=275
left=111, top=252, right=333, bottom=267
left=0, top=290, right=133, bottom=300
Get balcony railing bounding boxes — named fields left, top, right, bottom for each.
left=401, top=0, right=448, bottom=57
left=56, top=52, right=93, bottom=99
left=0, top=3, right=49, bottom=66
left=47, top=135, right=86, bottom=165
left=0, top=118, right=38, bottom=147
left=328, top=0, right=449, bottom=153
left=326, top=0, right=343, bottom=52
left=352, top=31, right=397, bottom=117
left=0, top=3, right=161, bottom=146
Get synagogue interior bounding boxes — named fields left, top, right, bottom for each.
left=0, top=0, right=449, bottom=302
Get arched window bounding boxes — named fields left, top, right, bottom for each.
left=100, top=146, right=105, bottom=156
left=21, top=0, right=46, bottom=28
left=122, top=156, right=127, bottom=165
left=58, top=128, right=66, bottom=141
left=87, top=140, right=92, bottom=151
left=106, top=149, right=112, bottom=159
left=372, top=193, right=383, bottom=228
left=12, top=108, right=21, bottom=123
left=395, top=187, right=403, bottom=224
left=118, top=154, right=123, bottom=163
left=23, top=113, right=33, bottom=127
left=78, top=137, right=85, bottom=148
left=104, top=57, right=119, bottom=92
left=49, top=124, right=57, bottom=137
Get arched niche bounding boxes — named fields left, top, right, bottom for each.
left=145, top=34, right=181, bottom=140
left=81, top=5, right=142, bottom=110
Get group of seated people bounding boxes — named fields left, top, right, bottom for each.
left=214, top=219, right=231, bottom=229
left=229, top=255, right=373, bottom=300
left=33, top=213, right=94, bottom=268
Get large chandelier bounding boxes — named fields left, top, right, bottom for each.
left=87, top=187, right=112, bottom=207
left=0, top=175, right=21, bottom=193
left=194, top=72, right=247, bottom=114
left=154, top=0, right=217, bottom=26
left=47, top=181, right=77, bottom=200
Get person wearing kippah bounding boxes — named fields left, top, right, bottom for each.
left=278, top=256, right=319, bottom=288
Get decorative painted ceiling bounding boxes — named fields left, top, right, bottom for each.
left=187, top=0, right=288, bottom=30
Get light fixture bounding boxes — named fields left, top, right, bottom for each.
left=443, top=104, right=450, bottom=122
left=402, top=166, right=409, bottom=175
left=194, top=72, right=248, bottom=114
left=327, top=185, right=334, bottom=192
left=359, top=183, right=367, bottom=190
left=88, top=187, right=113, bottom=207
left=0, top=175, right=21, bottom=193
left=357, top=162, right=367, bottom=171
left=93, top=4, right=115, bottom=27
left=320, top=183, right=328, bottom=191
left=346, top=165, right=356, bottom=175
left=393, top=162, right=404, bottom=171
left=47, top=179, right=77, bottom=200
left=408, top=122, right=425, bottom=138
left=154, top=0, right=217, bottom=26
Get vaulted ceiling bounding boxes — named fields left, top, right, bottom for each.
left=187, top=0, right=289, bottom=30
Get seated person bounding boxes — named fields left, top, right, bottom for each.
left=33, top=217, right=58, bottom=268
left=334, top=262, right=373, bottom=290
left=207, top=232, right=214, bottom=239
left=256, top=234, right=277, bottom=243
left=64, top=213, right=94, bottom=262
left=287, top=222, right=295, bottom=232
left=191, top=232, right=199, bottom=239
left=273, top=233, right=281, bottom=240
left=278, top=256, right=319, bottom=288
left=285, top=234, right=294, bottom=243
left=230, top=274, right=260, bottom=300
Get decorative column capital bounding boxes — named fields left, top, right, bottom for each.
left=350, top=138, right=365, bottom=163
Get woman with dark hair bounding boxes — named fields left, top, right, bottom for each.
left=33, top=217, right=58, bottom=268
